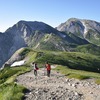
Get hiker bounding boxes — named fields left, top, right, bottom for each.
left=45, top=62, right=51, bottom=77
left=31, top=62, right=39, bottom=76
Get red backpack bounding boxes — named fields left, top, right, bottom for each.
left=35, top=64, right=39, bottom=70
left=46, top=64, right=51, bottom=70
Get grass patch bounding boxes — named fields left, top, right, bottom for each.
left=0, top=83, right=27, bottom=100
left=54, top=65, right=100, bottom=80
left=0, top=66, right=30, bottom=84
left=76, top=44, right=100, bottom=55
left=67, top=73, right=90, bottom=80
left=0, top=66, right=31, bottom=100
left=19, top=48, right=33, bottom=59
left=95, top=79, right=100, bottom=85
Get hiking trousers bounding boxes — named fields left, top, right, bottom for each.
left=47, top=70, right=51, bottom=77
left=34, top=70, right=37, bottom=76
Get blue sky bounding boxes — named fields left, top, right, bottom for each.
left=0, top=0, right=100, bottom=32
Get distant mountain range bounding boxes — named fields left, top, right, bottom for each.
left=0, top=18, right=100, bottom=67
left=57, top=18, right=100, bottom=45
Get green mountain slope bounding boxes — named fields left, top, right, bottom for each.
left=75, top=44, right=100, bottom=55
left=7, top=48, right=100, bottom=73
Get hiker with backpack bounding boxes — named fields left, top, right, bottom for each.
left=31, top=62, right=39, bottom=76
left=45, top=62, right=51, bottom=77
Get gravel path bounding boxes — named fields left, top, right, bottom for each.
left=16, top=68, right=100, bottom=100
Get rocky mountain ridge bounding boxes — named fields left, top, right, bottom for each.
left=0, top=18, right=100, bottom=67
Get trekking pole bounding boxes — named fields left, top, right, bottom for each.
left=36, top=76, right=37, bottom=84
left=34, top=70, right=37, bottom=84
left=43, top=67, right=45, bottom=84
left=44, top=67, right=45, bottom=76
left=36, top=72, right=37, bottom=84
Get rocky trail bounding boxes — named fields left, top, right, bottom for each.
left=16, top=67, right=100, bottom=100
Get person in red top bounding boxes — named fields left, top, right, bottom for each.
left=45, top=62, right=51, bottom=77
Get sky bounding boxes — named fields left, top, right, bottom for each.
left=0, top=0, right=100, bottom=32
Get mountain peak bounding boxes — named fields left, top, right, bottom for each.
left=67, top=18, right=80, bottom=21
left=16, top=20, right=46, bottom=30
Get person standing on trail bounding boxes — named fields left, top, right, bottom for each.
left=31, top=62, right=39, bottom=76
left=45, top=62, right=51, bottom=77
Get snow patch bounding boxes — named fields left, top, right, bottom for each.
left=81, top=21, right=89, bottom=37
left=58, top=32, right=66, bottom=38
left=11, top=60, right=26, bottom=67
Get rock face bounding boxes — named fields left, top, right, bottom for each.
left=56, top=18, right=100, bottom=45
